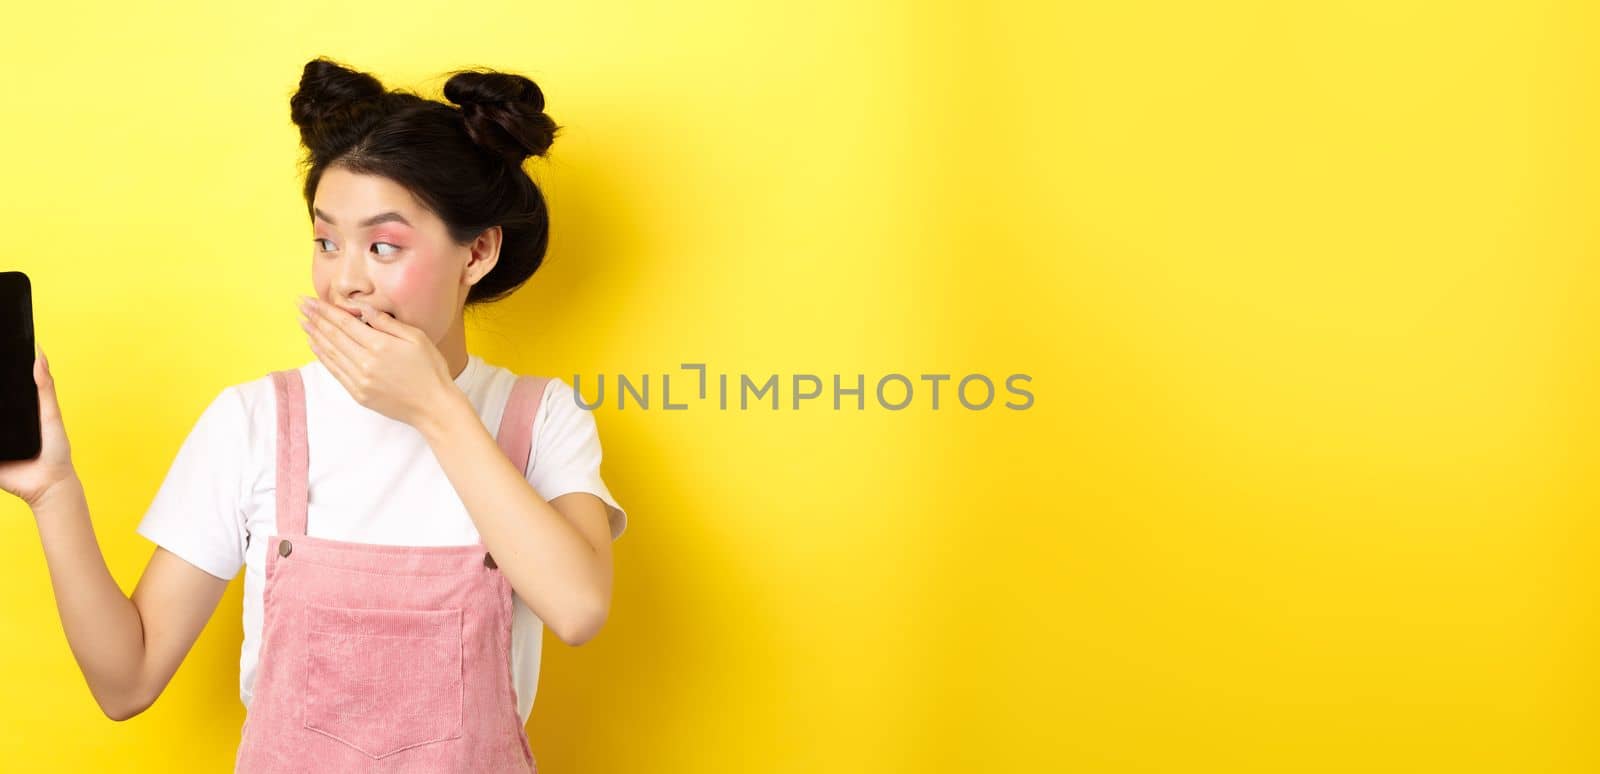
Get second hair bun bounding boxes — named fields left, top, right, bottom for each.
left=444, top=69, right=560, bottom=163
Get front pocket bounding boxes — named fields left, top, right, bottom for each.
left=302, top=604, right=465, bottom=758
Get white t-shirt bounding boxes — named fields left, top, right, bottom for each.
left=135, top=353, right=627, bottom=724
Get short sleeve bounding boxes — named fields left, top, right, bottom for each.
left=527, top=378, right=627, bottom=541
left=135, top=386, right=250, bottom=581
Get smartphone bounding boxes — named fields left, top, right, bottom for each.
left=0, top=271, right=41, bottom=461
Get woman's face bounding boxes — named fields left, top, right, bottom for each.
left=309, top=166, right=498, bottom=344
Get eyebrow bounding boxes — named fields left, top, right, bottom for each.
left=313, top=208, right=413, bottom=228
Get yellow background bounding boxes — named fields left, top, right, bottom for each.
left=1, top=1, right=1593, bottom=771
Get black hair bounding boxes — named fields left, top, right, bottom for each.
left=288, top=56, right=561, bottom=308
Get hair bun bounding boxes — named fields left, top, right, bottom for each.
left=289, top=57, right=388, bottom=162
left=443, top=68, right=559, bottom=163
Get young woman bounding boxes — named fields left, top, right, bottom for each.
left=0, top=57, right=627, bottom=772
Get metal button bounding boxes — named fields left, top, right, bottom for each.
left=279, top=539, right=293, bottom=557
left=484, top=552, right=497, bottom=569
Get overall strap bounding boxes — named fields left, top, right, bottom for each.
left=269, top=369, right=309, bottom=537
left=268, top=369, right=549, bottom=541
left=497, top=375, right=551, bottom=477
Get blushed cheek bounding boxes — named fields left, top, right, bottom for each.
left=387, top=260, right=454, bottom=329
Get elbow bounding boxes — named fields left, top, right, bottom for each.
left=103, top=705, right=141, bottom=722
left=99, top=693, right=152, bottom=722
left=96, top=680, right=157, bottom=722
left=553, top=598, right=609, bottom=647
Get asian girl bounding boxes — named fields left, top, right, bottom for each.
left=0, top=56, right=626, bottom=772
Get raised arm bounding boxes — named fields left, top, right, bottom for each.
left=2, top=347, right=229, bottom=720
left=30, top=476, right=229, bottom=720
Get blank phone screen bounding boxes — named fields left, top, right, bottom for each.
left=0, top=272, right=41, bottom=461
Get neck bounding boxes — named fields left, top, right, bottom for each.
left=438, top=313, right=469, bottom=381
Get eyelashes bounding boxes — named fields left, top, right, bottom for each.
left=313, top=238, right=401, bottom=257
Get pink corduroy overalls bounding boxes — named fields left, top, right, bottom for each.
left=234, top=367, right=550, bottom=773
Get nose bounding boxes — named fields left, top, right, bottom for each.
left=328, top=247, right=371, bottom=299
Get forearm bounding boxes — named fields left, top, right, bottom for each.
left=417, top=391, right=604, bottom=642
left=30, top=474, right=149, bottom=719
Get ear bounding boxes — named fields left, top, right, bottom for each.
left=463, top=225, right=503, bottom=288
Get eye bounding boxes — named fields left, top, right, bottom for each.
left=312, top=239, right=399, bottom=256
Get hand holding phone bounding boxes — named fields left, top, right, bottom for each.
left=0, top=272, right=76, bottom=508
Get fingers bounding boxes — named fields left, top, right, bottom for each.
left=313, top=337, right=357, bottom=393
left=351, top=301, right=411, bottom=340
left=34, top=342, right=49, bottom=390
left=34, top=342, right=61, bottom=424
left=306, top=298, right=380, bottom=352
left=307, top=323, right=360, bottom=385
